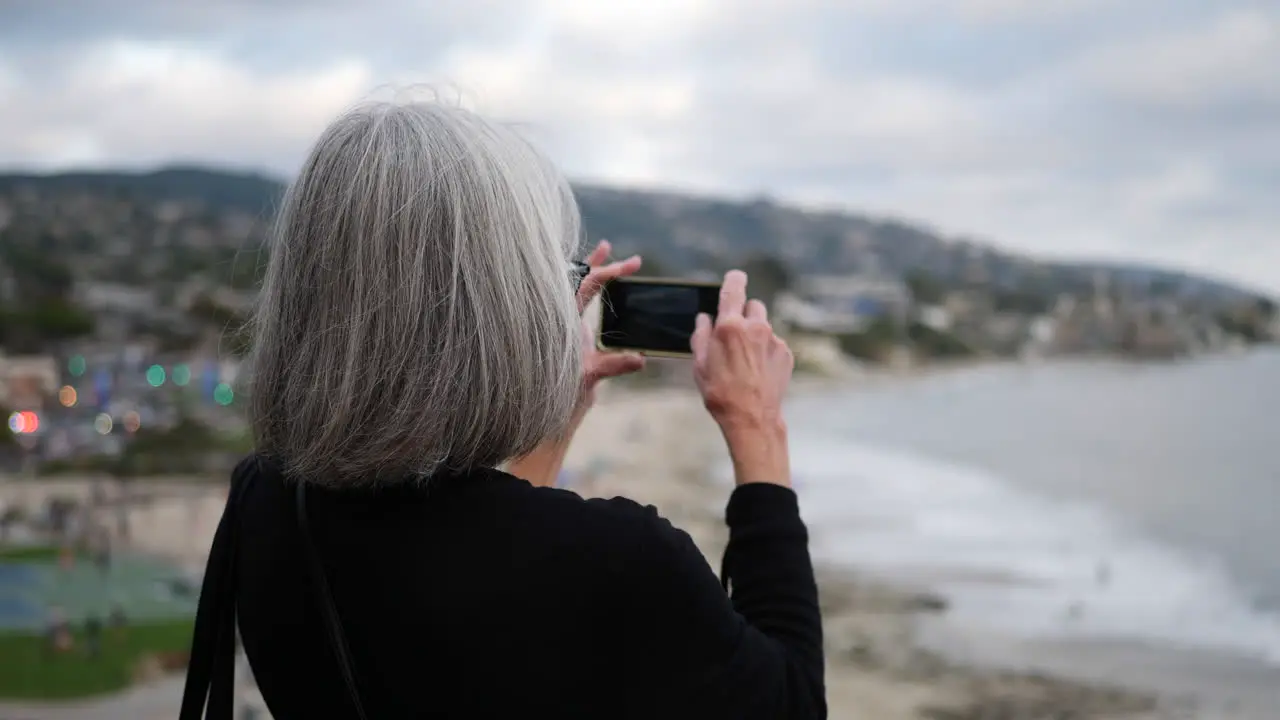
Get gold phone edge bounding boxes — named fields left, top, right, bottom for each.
left=594, top=336, right=693, bottom=359
left=592, top=276, right=715, bottom=359
left=611, top=276, right=722, bottom=288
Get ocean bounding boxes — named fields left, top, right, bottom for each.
left=784, top=349, right=1280, bottom=706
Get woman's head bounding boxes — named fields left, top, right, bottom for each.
left=248, top=99, right=584, bottom=484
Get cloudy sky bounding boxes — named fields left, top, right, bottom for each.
left=1, top=0, right=1277, bottom=291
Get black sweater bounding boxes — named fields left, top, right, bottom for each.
left=180, top=455, right=825, bottom=719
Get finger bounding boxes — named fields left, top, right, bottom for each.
left=718, top=270, right=748, bottom=321
left=578, top=255, right=642, bottom=312
left=690, top=312, right=711, bottom=358
left=585, top=240, right=612, bottom=268
left=745, top=299, right=768, bottom=323
left=587, top=351, right=645, bottom=381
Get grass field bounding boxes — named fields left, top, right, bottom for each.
left=0, top=545, right=83, bottom=564
left=0, top=544, right=198, bottom=698
left=0, top=618, right=194, bottom=699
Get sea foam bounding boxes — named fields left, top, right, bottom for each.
left=779, top=404, right=1280, bottom=666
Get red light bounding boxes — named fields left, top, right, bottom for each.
left=6, top=411, right=40, bottom=434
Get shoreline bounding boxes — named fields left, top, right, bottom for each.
left=567, top=382, right=1235, bottom=719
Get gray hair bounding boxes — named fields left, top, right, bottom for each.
left=247, top=99, right=584, bottom=485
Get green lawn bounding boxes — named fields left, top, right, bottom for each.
left=0, top=545, right=81, bottom=564
left=0, top=618, right=194, bottom=699
left=0, top=544, right=199, bottom=699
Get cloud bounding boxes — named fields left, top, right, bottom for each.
left=0, top=40, right=372, bottom=169
left=1078, top=8, right=1280, bottom=108
left=0, top=0, right=1276, bottom=292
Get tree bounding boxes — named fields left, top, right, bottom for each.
left=0, top=240, right=74, bottom=301
left=907, top=322, right=976, bottom=359
left=634, top=253, right=675, bottom=279
left=836, top=317, right=898, bottom=362
left=0, top=407, right=15, bottom=448
left=225, top=247, right=268, bottom=290
left=1148, top=278, right=1180, bottom=298
left=837, top=317, right=975, bottom=363
left=904, top=271, right=947, bottom=305
left=0, top=301, right=95, bottom=353
left=190, top=293, right=252, bottom=356
left=189, top=293, right=242, bottom=327
left=1256, top=296, right=1276, bottom=321
left=1216, top=308, right=1265, bottom=343
left=990, top=288, right=1052, bottom=315
left=0, top=238, right=93, bottom=352
left=109, top=415, right=226, bottom=477
left=739, top=253, right=794, bottom=307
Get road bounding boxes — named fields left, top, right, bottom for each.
left=0, top=676, right=185, bottom=720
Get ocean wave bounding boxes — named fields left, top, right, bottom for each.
left=782, top=432, right=1280, bottom=666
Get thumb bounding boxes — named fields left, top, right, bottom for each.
left=588, top=352, right=646, bottom=382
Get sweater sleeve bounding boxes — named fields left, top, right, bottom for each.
left=602, top=484, right=826, bottom=720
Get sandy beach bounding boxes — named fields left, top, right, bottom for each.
left=564, top=381, right=1208, bottom=720
left=0, top=374, right=1254, bottom=719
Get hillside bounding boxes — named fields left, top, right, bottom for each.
left=0, top=166, right=1263, bottom=306
left=0, top=167, right=284, bottom=217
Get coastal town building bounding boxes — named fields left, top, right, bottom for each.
left=797, top=274, right=911, bottom=333
left=0, top=354, right=59, bottom=410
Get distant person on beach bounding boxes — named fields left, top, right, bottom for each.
left=115, top=502, right=129, bottom=541
left=45, top=605, right=72, bottom=654
left=57, top=542, right=75, bottom=571
left=182, top=98, right=822, bottom=720
left=84, top=614, right=103, bottom=658
left=108, top=602, right=128, bottom=642
left=93, top=529, right=112, bottom=575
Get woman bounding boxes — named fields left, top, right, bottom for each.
left=180, top=99, right=824, bottom=719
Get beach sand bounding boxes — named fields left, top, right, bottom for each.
left=0, top=376, right=1258, bottom=719
left=564, top=382, right=1210, bottom=720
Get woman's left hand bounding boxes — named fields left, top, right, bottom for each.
left=573, top=240, right=646, bottom=421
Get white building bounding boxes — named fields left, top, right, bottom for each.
left=918, top=305, right=952, bottom=331
left=795, top=275, right=911, bottom=333
left=74, top=281, right=157, bottom=316
left=772, top=292, right=829, bottom=333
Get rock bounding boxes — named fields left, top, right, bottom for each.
left=904, top=592, right=950, bottom=613
left=842, top=640, right=877, bottom=667
left=131, top=650, right=190, bottom=685
left=156, top=649, right=191, bottom=672
left=132, top=654, right=165, bottom=685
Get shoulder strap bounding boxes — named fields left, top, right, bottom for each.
left=179, top=461, right=253, bottom=719
left=295, top=482, right=370, bottom=720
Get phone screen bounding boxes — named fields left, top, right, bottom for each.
left=598, top=278, right=721, bottom=356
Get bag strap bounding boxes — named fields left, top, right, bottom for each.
left=295, top=482, right=370, bottom=720
left=179, top=462, right=253, bottom=719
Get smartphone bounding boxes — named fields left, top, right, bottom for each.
left=597, top=277, right=722, bottom=358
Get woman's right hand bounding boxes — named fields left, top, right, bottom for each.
left=691, top=270, right=795, bottom=487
